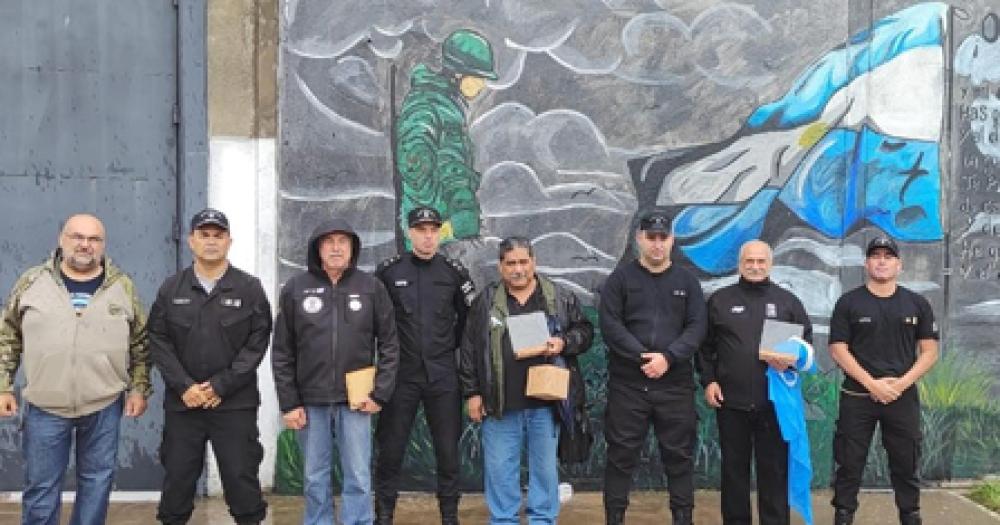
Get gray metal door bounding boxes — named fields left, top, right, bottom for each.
left=0, top=1, right=178, bottom=490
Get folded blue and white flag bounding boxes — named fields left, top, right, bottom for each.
left=768, top=337, right=817, bottom=525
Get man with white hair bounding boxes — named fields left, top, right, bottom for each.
left=699, top=240, right=813, bottom=525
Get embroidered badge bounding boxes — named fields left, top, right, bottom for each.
left=221, top=298, right=242, bottom=308
left=348, top=294, right=362, bottom=312
left=731, top=305, right=745, bottom=314
left=302, top=296, right=323, bottom=314
left=673, top=289, right=687, bottom=297
left=858, top=316, right=872, bottom=323
left=394, top=280, right=409, bottom=287
left=766, top=303, right=777, bottom=318
left=172, top=298, right=191, bottom=305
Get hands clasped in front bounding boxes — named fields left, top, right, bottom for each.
left=182, top=382, right=223, bottom=409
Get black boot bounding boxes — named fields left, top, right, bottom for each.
left=604, top=507, right=625, bottom=525
left=671, top=507, right=693, bottom=525
left=834, top=508, right=855, bottom=525
left=439, top=496, right=460, bottom=525
left=900, top=511, right=922, bottom=525
left=375, top=498, right=396, bottom=525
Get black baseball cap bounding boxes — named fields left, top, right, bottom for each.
left=407, top=206, right=443, bottom=227
left=639, top=210, right=672, bottom=234
left=866, top=235, right=899, bottom=258
left=190, top=208, right=229, bottom=232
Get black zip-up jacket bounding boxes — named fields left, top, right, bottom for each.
left=458, top=275, right=593, bottom=419
left=599, top=260, right=707, bottom=390
left=698, top=277, right=813, bottom=410
left=271, top=219, right=399, bottom=413
left=149, top=265, right=272, bottom=412
left=376, top=252, right=474, bottom=388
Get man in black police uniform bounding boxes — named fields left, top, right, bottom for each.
left=599, top=210, right=707, bottom=525
left=699, top=240, right=813, bottom=525
left=149, top=208, right=272, bottom=525
left=829, top=235, right=939, bottom=525
left=374, top=206, right=475, bottom=525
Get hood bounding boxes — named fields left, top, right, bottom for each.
left=307, top=218, right=362, bottom=278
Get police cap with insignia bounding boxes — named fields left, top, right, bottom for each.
left=866, top=235, right=899, bottom=258
left=407, top=206, right=443, bottom=227
left=638, top=209, right=672, bottom=234
left=190, top=208, right=230, bottom=232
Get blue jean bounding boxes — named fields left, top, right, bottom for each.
left=21, top=396, right=123, bottom=525
left=298, top=404, right=373, bottom=525
left=482, top=407, right=561, bottom=525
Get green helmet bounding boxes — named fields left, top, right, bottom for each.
left=441, top=29, right=497, bottom=80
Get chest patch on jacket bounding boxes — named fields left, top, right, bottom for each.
left=673, top=289, right=687, bottom=297
left=731, top=305, right=745, bottom=314
left=348, top=294, right=363, bottom=312
left=302, top=296, right=323, bottom=313
left=172, top=297, right=192, bottom=305
left=766, top=303, right=777, bottom=318
left=220, top=297, right=242, bottom=308
left=394, top=280, right=409, bottom=287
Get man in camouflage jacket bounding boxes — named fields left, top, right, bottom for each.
left=0, top=213, right=151, bottom=525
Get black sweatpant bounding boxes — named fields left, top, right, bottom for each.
left=157, top=408, right=266, bottom=525
left=374, top=378, right=462, bottom=505
left=832, top=388, right=922, bottom=516
left=717, top=406, right=789, bottom=525
left=603, top=382, right=697, bottom=513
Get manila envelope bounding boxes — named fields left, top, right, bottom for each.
left=346, top=366, right=376, bottom=409
left=526, top=364, right=569, bottom=401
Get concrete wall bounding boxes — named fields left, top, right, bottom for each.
left=206, top=0, right=279, bottom=492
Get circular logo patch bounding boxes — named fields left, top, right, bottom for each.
left=302, top=296, right=323, bottom=314
left=348, top=298, right=362, bottom=312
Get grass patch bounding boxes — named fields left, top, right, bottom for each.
left=969, top=480, right=1000, bottom=513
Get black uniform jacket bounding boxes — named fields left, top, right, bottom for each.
left=599, top=260, right=707, bottom=391
left=376, top=252, right=474, bottom=387
left=149, top=265, right=272, bottom=412
left=271, top=219, right=399, bottom=413
left=698, top=277, right=813, bottom=410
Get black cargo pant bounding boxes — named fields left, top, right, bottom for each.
left=832, top=388, right=922, bottom=516
left=717, top=406, right=789, bottom=525
left=603, top=382, right=697, bottom=513
left=374, top=377, right=462, bottom=507
left=157, top=408, right=266, bottom=525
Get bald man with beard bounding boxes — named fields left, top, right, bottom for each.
left=0, top=214, right=151, bottom=525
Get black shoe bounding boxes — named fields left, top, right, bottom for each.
left=439, top=496, right=460, bottom=525
left=671, top=507, right=693, bottom=525
left=375, top=498, right=396, bottom=525
left=605, top=507, right=626, bottom=525
left=900, top=511, right=922, bottom=525
left=834, top=508, right=855, bottom=525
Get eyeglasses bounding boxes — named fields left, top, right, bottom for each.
left=65, top=233, right=105, bottom=245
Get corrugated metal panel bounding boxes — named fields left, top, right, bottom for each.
left=0, top=1, right=178, bottom=490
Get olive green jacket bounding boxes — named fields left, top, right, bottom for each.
left=0, top=252, right=151, bottom=417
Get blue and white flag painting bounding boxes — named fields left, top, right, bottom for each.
left=655, top=2, right=947, bottom=275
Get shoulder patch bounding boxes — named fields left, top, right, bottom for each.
left=376, top=254, right=402, bottom=273
left=444, top=256, right=468, bottom=275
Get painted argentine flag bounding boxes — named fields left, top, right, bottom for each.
left=660, top=2, right=947, bottom=274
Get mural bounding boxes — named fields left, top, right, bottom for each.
left=278, top=0, right=1000, bottom=492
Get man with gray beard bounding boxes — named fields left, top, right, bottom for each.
left=0, top=213, right=152, bottom=525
